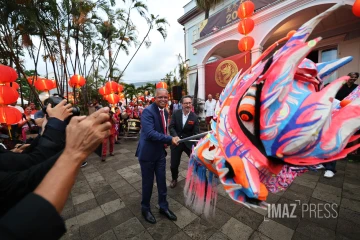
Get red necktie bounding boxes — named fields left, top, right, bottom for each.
left=159, top=109, right=166, bottom=134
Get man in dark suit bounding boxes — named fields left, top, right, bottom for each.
left=169, top=95, right=199, bottom=188
left=136, top=88, right=180, bottom=224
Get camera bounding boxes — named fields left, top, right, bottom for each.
left=42, top=95, right=81, bottom=119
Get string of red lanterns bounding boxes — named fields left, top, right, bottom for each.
left=156, top=81, right=167, bottom=89
left=237, top=1, right=255, bottom=53
left=69, top=75, right=86, bottom=88
left=98, top=81, right=125, bottom=104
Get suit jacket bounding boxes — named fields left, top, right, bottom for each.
left=136, top=103, right=172, bottom=162
left=169, top=109, right=199, bottom=149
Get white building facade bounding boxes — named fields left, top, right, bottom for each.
left=178, top=0, right=360, bottom=101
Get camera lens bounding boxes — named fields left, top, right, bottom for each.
left=72, top=106, right=81, bottom=116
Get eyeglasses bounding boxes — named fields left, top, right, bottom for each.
left=183, top=102, right=192, bottom=105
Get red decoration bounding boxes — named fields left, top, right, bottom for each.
left=105, top=81, right=118, bottom=93
left=353, top=0, right=360, bottom=17
left=107, top=94, right=120, bottom=104
left=237, top=1, right=255, bottom=19
left=27, top=76, right=40, bottom=85
left=69, top=75, right=86, bottom=88
left=237, top=18, right=255, bottom=35
left=238, top=36, right=255, bottom=52
left=0, top=106, right=22, bottom=124
left=0, top=64, right=18, bottom=83
left=0, top=86, right=19, bottom=105
left=34, top=78, right=56, bottom=91
left=119, top=93, right=125, bottom=99
left=117, top=84, right=124, bottom=93
left=340, top=99, right=351, bottom=108
left=5, top=82, right=20, bottom=90
left=156, top=81, right=167, bottom=89
left=286, top=30, right=296, bottom=39
left=99, top=86, right=110, bottom=95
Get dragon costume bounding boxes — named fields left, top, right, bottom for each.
left=184, top=3, right=360, bottom=217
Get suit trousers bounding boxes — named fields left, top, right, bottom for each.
left=139, top=154, right=168, bottom=212
left=170, top=143, right=191, bottom=181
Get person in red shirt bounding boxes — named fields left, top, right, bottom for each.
left=101, top=111, right=116, bottom=161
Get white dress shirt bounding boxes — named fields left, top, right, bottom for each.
left=205, top=99, right=216, bottom=117
left=182, top=111, right=190, bottom=128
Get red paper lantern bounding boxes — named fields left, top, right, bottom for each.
left=0, top=106, right=22, bottom=124
left=237, top=1, right=255, bottom=19
left=99, top=86, right=110, bottom=95
left=27, top=76, right=40, bottom=85
left=238, top=36, right=255, bottom=52
left=0, top=64, right=18, bottom=83
left=0, top=86, right=19, bottom=104
left=107, top=93, right=120, bottom=104
left=34, top=78, right=56, bottom=91
left=117, top=84, right=124, bottom=93
left=5, top=82, right=20, bottom=90
left=353, top=0, right=360, bottom=17
left=156, top=81, right=167, bottom=89
left=105, top=81, right=118, bottom=93
left=119, top=93, right=125, bottom=99
left=238, top=18, right=255, bottom=35
left=69, top=75, right=86, bottom=88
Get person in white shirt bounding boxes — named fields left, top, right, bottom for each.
left=204, top=94, right=216, bottom=131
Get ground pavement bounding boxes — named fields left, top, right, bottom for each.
left=61, top=139, right=360, bottom=240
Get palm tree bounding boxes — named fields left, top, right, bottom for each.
left=177, top=54, right=188, bottom=94
left=123, top=83, right=136, bottom=105
left=117, top=14, right=169, bottom=80
left=196, top=0, right=224, bottom=19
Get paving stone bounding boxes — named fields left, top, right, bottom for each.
left=234, top=206, right=264, bottom=230
left=291, top=231, right=309, bottom=240
left=342, top=182, right=360, bottom=201
left=62, top=206, right=76, bottom=221
left=76, top=207, right=105, bottom=226
left=289, top=183, right=314, bottom=196
left=336, top=218, right=360, bottom=239
left=200, top=208, right=232, bottom=230
left=129, top=230, right=154, bottom=240
left=127, top=202, right=166, bottom=229
left=60, top=228, right=81, bottom=240
left=113, top=217, right=145, bottom=239
left=93, top=185, right=113, bottom=197
left=293, top=176, right=318, bottom=189
left=93, top=230, right=117, bottom=240
left=282, top=189, right=311, bottom=204
left=131, top=180, right=143, bottom=191
left=106, top=207, right=135, bottom=228
left=340, top=198, right=360, bottom=213
left=208, top=232, right=229, bottom=240
left=100, top=198, right=126, bottom=215
left=217, top=197, right=242, bottom=215
left=73, top=191, right=95, bottom=205
left=88, top=175, right=105, bottom=184
left=312, top=183, right=342, bottom=205
left=147, top=219, right=180, bottom=240
left=96, top=189, right=119, bottom=206
left=296, top=219, right=335, bottom=240
left=266, top=193, right=281, bottom=204
left=249, top=231, right=272, bottom=240
left=114, top=184, right=137, bottom=198
left=258, top=219, right=294, bottom=240
left=318, top=174, right=344, bottom=188
left=169, top=231, right=192, bottom=240
left=109, top=180, right=128, bottom=189
left=84, top=171, right=101, bottom=179
left=221, top=217, right=254, bottom=240
left=173, top=207, right=198, bottom=229
left=79, top=217, right=111, bottom=239
left=183, top=217, right=217, bottom=240
left=65, top=217, right=79, bottom=233
left=268, top=198, right=301, bottom=230
left=74, top=198, right=98, bottom=215
left=120, top=191, right=142, bottom=206
left=339, top=207, right=360, bottom=225
left=89, top=180, right=109, bottom=191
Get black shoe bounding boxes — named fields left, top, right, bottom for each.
left=159, top=208, right=177, bottom=221
left=170, top=180, right=177, bottom=188
left=142, top=210, right=156, bottom=224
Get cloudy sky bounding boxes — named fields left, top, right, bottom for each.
left=23, top=0, right=190, bottom=84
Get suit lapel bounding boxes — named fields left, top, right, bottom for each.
left=152, top=103, right=162, bottom=132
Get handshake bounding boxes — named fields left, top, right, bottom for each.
left=171, top=136, right=180, bottom=146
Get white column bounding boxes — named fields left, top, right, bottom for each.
left=197, top=64, right=205, bottom=100
left=251, top=46, right=263, bottom=64
left=197, top=63, right=206, bottom=119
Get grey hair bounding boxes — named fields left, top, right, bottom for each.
left=156, top=88, right=168, bottom=95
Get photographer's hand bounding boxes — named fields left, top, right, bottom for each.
left=46, top=99, right=73, bottom=121
left=64, top=107, right=112, bottom=160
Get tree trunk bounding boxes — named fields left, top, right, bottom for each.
left=108, top=37, right=112, bottom=79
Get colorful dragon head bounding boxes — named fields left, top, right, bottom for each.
left=184, top=3, right=360, bottom=217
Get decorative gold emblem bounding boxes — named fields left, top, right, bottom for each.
left=215, top=60, right=238, bottom=87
